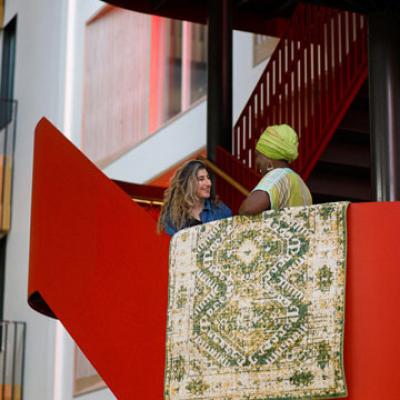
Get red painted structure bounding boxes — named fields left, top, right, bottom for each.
left=28, top=119, right=400, bottom=399
left=28, top=119, right=170, bottom=399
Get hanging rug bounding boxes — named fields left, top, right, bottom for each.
left=165, top=202, right=348, bottom=400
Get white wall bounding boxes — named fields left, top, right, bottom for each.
left=104, top=99, right=207, bottom=183
left=67, top=0, right=105, bottom=146
left=233, top=30, right=268, bottom=123
left=104, top=31, right=269, bottom=183
left=2, top=0, right=115, bottom=399
left=3, top=1, right=67, bottom=400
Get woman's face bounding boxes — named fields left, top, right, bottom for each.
left=195, top=168, right=212, bottom=200
left=255, top=151, right=273, bottom=175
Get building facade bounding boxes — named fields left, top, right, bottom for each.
left=1, top=0, right=272, bottom=398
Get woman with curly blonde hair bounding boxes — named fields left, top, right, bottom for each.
left=158, top=160, right=232, bottom=236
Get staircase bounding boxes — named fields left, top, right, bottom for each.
left=307, top=81, right=373, bottom=202
left=216, top=3, right=370, bottom=211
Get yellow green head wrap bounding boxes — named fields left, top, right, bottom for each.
left=255, top=124, right=299, bottom=162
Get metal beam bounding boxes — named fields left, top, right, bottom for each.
left=368, top=11, right=400, bottom=200
left=207, top=0, right=233, bottom=162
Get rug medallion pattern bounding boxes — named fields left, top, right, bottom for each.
left=165, top=202, right=348, bottom=399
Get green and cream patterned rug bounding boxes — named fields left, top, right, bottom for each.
left=165, top=202, right=348, bottom=400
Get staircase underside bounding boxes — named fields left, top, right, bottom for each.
left=102, top=0, right=399, bottom=35
left=101, top=0, right=292, bottom=35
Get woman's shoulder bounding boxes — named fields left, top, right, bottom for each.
left=257, top=167, right=291, bottom=185
left=212, top=199, right=232, bottom=217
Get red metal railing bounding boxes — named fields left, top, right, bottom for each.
left=113, top=179, right=164, bottom=221
left=216, top=146, right=259, bottom=213
left=232, top=3, right=368, bottom=180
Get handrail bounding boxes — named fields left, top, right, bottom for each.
left=132, top=197, right=164, bottom=206
left=232, top=3, right=368, bottom=180
left=197, top=156, right=250, bottom=196
left=113, top=179, right=165, bottom=207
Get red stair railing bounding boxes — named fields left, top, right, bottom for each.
left=215, top=147, right=259, bottom=213
left=233, top=3, right=368, bottom=181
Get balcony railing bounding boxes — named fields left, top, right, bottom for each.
left=0, top=321, right=26, bottom=400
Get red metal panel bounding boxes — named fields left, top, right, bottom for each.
left=29, top=119, right=170, bottom=399
left=345, top=202, right=400, bottom=399
left=28, top=123, right=400, bottom=398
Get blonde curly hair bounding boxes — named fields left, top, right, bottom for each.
left=157, top=160, right=216, bottom=233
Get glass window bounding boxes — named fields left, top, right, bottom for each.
left=82, top=7, right=208, bottom=166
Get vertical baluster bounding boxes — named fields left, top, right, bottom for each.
left=277, top=49, right=282, bottom=122
left=298, top=11, right=306, bottom=173
left=298, top=31, right=306, bottom=172
left=235, top=126, right=239, bottom=159
left=293, top=44, right=299, bottom=153
left=307, top=40, right=313, bottom=166
left=312, top=7, right=321, bottom=161
left=217, top=149, right=223, bottom=204
left=233, top=124, right=236, bottom=158
left=289, top=10, right=296, bottom=132
left=284, top=39, right=289, bottom=123
left=266, top=71, right=271, bottom=127
left=344, top=12, right=351, bottom=83
left=295, top=15, right=306, bottom=172
left=358, top=13, right=363, bottom=69
left=360, top=15, right=367, bottom=65
left=320, top=8, right=328, bottom=133
left=315, top=8, right=323, bottom=145
left=312, top=6, right=320, bottom=152
left=259, top=81, right=264, bottom=131
left=248, top=103, right=253, bottom=167
left=333, top=12, right=340, bottom=109
left=327, top=10, right=334, bottom=123
left=256, top=83, right=262, bottom=152
left=287, top=38, right=293, bottom=129
left=348, top=11, right=355, bottom=79
left=241, top=116, right=246, bottom=163
left=263, top=72, right=268, bottom=128
left=339, top=11, right=347, bottom=100
left=271, top=60, right=277, bottom=125
left=356, top=13, right=363, bottom=69
left=234, top=122, right=237, bottom=159
left=251, top=94, right=257, bottom=168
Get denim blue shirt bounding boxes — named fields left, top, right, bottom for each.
left=165, top=199, right=232, bottom=236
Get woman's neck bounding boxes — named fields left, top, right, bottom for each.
left=272, top=160, right=289, bottom=169
left=192, top=198, right=205, bottom=220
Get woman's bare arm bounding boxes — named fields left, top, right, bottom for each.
left=238, top=190, right=270, bottom=215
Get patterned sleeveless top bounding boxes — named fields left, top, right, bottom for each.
left=252, top=168, right=312, bottom=210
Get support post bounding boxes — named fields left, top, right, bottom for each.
left=368, top=12, right=400, bottom=201
left=207, top=0, right=233, bottom=162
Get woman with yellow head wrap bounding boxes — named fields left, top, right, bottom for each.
left=239, top=124, right=312, bottom=215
